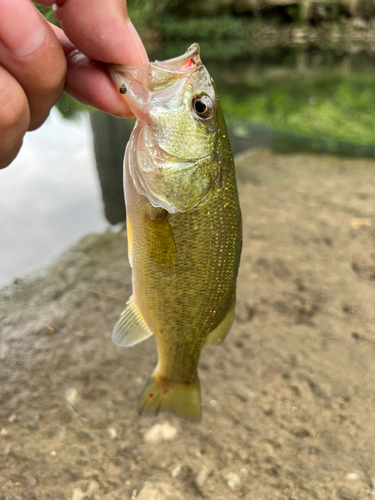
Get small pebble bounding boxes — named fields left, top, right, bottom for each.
left=225, top=472, right=241, bottom=491
left=196, top=469, right=208, bottom=488
left=50, top=450, right=57, bottom=457
left=72, top=489, right=84, bottom=500
left=346, top=472, right=360, bottom=481
left=171, top=465, right=182, bottom=478
left=107, top=428, right=117, bottom=440
left=0, top=428, right=8, bottom=436
left=144, top=423, right=177, bottom=444
left=65, top=388, right=78, bottom=406
left=8, top=414, right=16, bottom=423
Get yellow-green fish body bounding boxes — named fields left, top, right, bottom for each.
left=109, top=44, right=242, bottom=421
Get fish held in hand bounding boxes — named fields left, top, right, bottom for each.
left=108, top=44, right=242, bottom=422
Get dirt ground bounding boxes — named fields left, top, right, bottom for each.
left=1, top=149, right=375, bottom=500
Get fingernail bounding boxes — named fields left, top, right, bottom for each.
left=0, top=0, right=47, bottom=56
left=125, top=19, right=149, bottom=66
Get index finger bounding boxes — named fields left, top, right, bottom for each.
left=51, top=24, right=135, bottom=119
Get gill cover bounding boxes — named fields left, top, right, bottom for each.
left=109, top=44, right=218, bottom=214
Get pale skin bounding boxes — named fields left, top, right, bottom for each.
left=0, top=0, right=148, bottom=169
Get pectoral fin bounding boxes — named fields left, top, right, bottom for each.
left=204, top=295, right=236, bottom=346
left=146, top=211, right=177, bottom=270
left=112, top=295, right=153, bottom=347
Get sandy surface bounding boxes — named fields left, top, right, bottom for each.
left=1, top=150, right=375, bottom=500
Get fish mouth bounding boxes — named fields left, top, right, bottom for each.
left=109, top=43, right=201, bottom=78
left=152, top=43, right=201, bottom=70
left=108, top=44, right=202, bottom=120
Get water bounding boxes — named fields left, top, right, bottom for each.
left=0, top=112, right=107, bottom=286
left=1, top=45, right=375, bottom=285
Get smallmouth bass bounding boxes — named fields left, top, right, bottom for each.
left=109, top=44, right=242, bottom=422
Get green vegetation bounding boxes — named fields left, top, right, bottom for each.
left=218, top=72, right=375, bottom=145
left=32, top=3, right=58, bottom=25
left=159, top=16, right=250, bottom=41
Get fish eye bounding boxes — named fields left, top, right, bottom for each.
left=192, top=94, right=213, bottom=119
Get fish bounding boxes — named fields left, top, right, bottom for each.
left=108, top=44, right=242, bottom=422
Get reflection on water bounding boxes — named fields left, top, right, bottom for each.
left=90, top=113, right=133, bottom=225
left=0, top=112, right=107, bottom=286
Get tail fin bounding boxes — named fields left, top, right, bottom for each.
left=139, top=374, right=201, bottom=422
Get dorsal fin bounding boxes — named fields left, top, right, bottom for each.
left=112, top=295, right=153, bottom=347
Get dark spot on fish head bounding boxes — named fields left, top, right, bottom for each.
left=149, top=393, right=153, bottom=398
left=119, top=84, right=127, bottom=94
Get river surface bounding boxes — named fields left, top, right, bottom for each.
left=0, top=112, right=107, bottom=286
left=1, top=45, right=375, bottom=286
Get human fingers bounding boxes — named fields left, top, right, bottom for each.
left=51, top=25, right=134, bottom=118
left=0, top=0, right=66, bottom=132
left=42, top=0, right=148, bottom=66
left=0, top=66, right=30, bottom=169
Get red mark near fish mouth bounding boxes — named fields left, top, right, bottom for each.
left=149, top=393, right=153, bottom=398
left=182, top=59, right=195, bottom=70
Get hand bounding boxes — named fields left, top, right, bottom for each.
left=0, top=0, right=148, bottom=169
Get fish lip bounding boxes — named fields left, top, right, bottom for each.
left=157, top=43, right=201, bottom=68
left=109, top=43, right=201, bottom=75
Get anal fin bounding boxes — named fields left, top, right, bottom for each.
left=204, top=294, right=235, bottom=346
left=112, top=295, right=153, bottom=347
